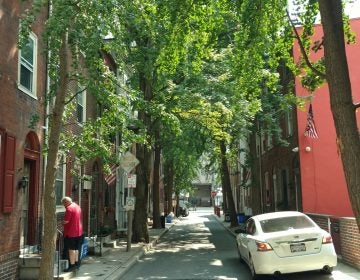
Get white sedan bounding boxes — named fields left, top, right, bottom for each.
left=236, top=211, right=337, bottom=279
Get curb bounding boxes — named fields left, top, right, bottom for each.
left=213, top=214, right=237, bottom=237
left=106, top=226, right=171, bottom=280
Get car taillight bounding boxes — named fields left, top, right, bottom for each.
left=322, top=235, right=333, bottom=244
left=256, top=241, right=273, bottom=251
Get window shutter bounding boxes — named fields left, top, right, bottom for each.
left=3, top=134, right=16, bottom=213
left=0, top=129, right=4, bottom=212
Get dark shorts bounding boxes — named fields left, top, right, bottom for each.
left=64, top=236, right=82, bottom=250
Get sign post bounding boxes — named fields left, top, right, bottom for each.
left=119, top=152, right=139, bottom=252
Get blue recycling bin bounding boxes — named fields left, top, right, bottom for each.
left=165, top=215, right=172, bottom=223
left=237, top=213, right=246, bottom=224
left=80, top=238, right=88, bottom=260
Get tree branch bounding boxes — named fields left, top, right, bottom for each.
left=286, top=9, right=326, bottom=79
left=64, top=87, right=87, bottom=106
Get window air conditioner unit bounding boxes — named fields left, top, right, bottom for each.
left=83, top=175, right=92, bottom=190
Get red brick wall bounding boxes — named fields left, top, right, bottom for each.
left=340, top=218, right=360, bottom=269
left=0, top=252, right=19, bottom=280
left=307, top=213, right=330, bottom=231
left=0, top=1, right=47, bottom=279
left=306, top=214, right=360, bottom=269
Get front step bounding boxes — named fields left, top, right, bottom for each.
left=87, top=235, right=114, bottom=255
left=19, top=252, right=71, bottom=280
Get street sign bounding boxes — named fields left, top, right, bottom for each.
left=127, top=174, right=136, bottom=188
left=126, top=197, right=135, bottom=210
left=120, top=151, right=139, bottom=173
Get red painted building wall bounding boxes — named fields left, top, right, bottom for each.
left=294, top=18, right=360, bottom=217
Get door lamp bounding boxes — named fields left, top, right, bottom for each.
left=18, top=176, right=29, bottom=189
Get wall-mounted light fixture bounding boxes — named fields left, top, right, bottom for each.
left=292, top=146, right=311, bottom=153
left=18, top=176, right=29, bottom=189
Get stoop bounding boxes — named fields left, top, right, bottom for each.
left=19, top=252, right=71, bottom=280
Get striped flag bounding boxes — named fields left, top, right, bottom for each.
left=304, top=104, right=319, bottom=138
left=104, top=165, right=117, bottom=185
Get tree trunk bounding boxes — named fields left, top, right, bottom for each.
left=152, top=122, right=161, bottom=228
left=133, top=141, right=150, bottom=243
left=39, top=34, right=69, bottom=279
left=132, top=72, right=153, bottom=243
left=318, top=0, right=360, bottom=230
left=220, top=140, right=238, bottom=227
left=164, top=160, right=174, bottom=214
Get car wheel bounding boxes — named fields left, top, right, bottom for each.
left=249, top=255, right=259, bottom=280
left=321, top=266, right=333, bottom=274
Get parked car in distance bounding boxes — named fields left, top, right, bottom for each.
left=236, top=211, right=337, bottom=280
left=178, top=201, right=189, bottom=217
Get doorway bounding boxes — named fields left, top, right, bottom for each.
left=20, top=161, right=30, bottom=249
left=21, top=132, right=41, bottom=248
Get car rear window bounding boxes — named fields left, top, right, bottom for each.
left=260, top=216, right=316, bottom=233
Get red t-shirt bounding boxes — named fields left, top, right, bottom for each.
left=64, top=202, right=83, bottom=238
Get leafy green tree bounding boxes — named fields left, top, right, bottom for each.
left=20, top=1, right=140, bottom=278
left=110, top=0, right=228, bottom=241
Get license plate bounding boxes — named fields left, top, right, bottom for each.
left=290, top=243, right=306, bottom=252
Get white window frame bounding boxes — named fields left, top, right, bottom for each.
left=18, top=32, right=37, bottom=98
left=76, top=86, right=86, bottom=125
left=55, top=157, right=67, bottom=212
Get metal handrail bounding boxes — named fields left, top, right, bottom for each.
left=56, top=228, right=63, bottom=279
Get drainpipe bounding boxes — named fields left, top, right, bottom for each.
left=258, top=123, right=264, bottom=213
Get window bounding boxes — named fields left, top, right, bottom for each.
left=18, top=33, right=37, bottom=97
left=264, top=172, right=270, bottom=206
left=76, top=87, right=86, bottom=124
left=261, top=132, right=266, bottom=154
left=55, top=158, right=66, bottom=207
left=256, top=133, right=260, bottom=157
left=285, top=109, right=293, bottom=137
left=267, top=133, right=273, bottom=150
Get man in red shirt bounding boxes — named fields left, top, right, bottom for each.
left=62, top=196, right=83, bottom=272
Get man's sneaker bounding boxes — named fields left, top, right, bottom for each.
left=64, top=264, right=76, bottom=272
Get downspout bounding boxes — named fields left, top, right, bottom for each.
left=258, top=123, right=264, bottom=213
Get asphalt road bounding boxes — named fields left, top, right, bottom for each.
left=120, top=208, right=360, bottom=280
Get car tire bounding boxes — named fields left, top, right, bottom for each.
left=249, top=255, right=259, bottom=280
left=321, top=266, right=333, bottom=274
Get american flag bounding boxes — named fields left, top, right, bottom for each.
left=104, top=165, right=117, bottom=185
left=304, top=104, right=319, bottom=138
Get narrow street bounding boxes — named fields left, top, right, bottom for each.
left=121, top=207, right=245, bottom=280
left=121, top=208, right=360, bottom=280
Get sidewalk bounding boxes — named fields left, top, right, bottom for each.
left=59, top=222, right=174, bottom=280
